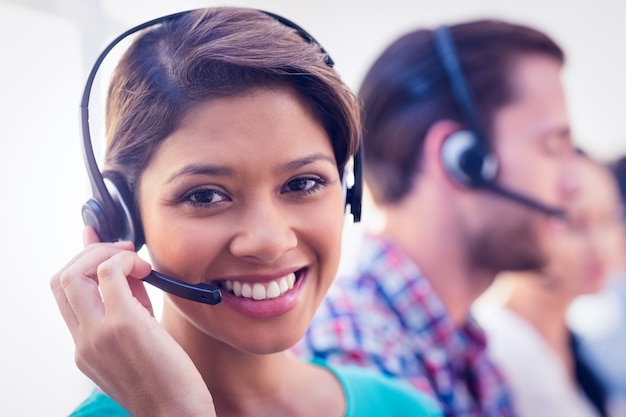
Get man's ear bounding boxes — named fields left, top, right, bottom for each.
left=421, top=120, right=464, bottom=187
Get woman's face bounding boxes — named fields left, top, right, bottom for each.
left=137, top=87, right=345, bottom=354
left=541, top=159, right=624, bottom=297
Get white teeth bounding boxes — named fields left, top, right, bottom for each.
left=252, top=283, right=266, bottom=300
left=241, top=283, right=252, bottom=298
left=266, top=281, right=280, bottom=299
left=278, top=277, right=289, bottom=293
left=233, top=281, right=242, bottom=297
left=223, top=272, right=297, bottom=300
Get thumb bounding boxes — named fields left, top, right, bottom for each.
left=83, top=226, right=101, bottom=247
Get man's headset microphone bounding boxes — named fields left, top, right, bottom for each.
left=79, top=10, right=363, bottom=306
left=435, top=25, right=567, bottom=219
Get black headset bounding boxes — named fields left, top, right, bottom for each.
left=79, top=9, right=363, bottom=305
left=433, top=25, right=566, bottom=218
left=433, top=25, right=499, bottom=187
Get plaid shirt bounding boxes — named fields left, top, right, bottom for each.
left=295, top=232, right=516, bottom=417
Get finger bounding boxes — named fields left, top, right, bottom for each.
left=57, top=241, right=134, bottom=286
left=127, top=278, right=155, bottom=317
left=97, top=251, right=153, bottom=317
left=50, top=271, right=80, bottom=330
left=60, top=244, right=138, bottom=325
left=83, top=226, right=101, bottom=247
left=50, top=242, right=130, bottom=330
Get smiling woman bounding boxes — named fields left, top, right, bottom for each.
left=49, top=6, right=441, bottom=417
left=141, top=89, right=346, bottom=343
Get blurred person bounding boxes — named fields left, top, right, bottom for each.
left=49, top=7, right=442, bottom=417
left=474, top=153, right=621, bottom=417
left=568, top=155, right=626, bottom=415
left=295, top=19, right=579, bottom=417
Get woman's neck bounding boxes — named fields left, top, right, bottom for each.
left=504, top=273, right=574, bottom=378
left=159, top=300, right=344, bottom=417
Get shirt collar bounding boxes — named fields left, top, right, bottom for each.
left=360, top=232, right=488, bottom=358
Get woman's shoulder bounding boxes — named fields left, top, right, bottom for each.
left=69, top=389, right=130, bottom=417
left=314, top=359, right=442, bottom=417
left=70, top=367, right=441, bottom=417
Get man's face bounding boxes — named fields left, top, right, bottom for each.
left=467, top=53, right=578, bottom=272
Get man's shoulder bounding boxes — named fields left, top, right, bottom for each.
left=304, top=232, right=438, bottom=352
left=329, top=232, right=430, bottom=299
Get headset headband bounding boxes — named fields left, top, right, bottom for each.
left=80, top=8, right=361, bottom=244
left=433, top=25, right=488, bottom=146
left=81, top=11, right=338, bottom=237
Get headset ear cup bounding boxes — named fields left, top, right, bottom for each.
left=342, top=146, right=363, bottom=223
left=101, top=171, right=145, bottom=250
left=81, top=197, right=115, bottom=243
left=441, top=130, right=498, bottom=187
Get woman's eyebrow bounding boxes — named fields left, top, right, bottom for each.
left=165, top=164, right=234, bottom=184
left=165, top=153, right=336, bottom=184
left=279, top=153, right=336, bottom=173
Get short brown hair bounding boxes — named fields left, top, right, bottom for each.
left=104, top=7, right=361, bottom=193
left=360, top=20, right=564, bottom=205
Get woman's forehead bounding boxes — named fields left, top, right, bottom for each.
left=146, top=88, right=335, bottom=172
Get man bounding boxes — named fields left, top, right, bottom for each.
left=296, top=20, right=580, bottom=416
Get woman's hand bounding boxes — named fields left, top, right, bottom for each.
left=50, top=227, right=216, bottom=417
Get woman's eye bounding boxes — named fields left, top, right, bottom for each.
left=183, top=189, right=228, bottom=207
left=283, top=177, right=325, bottom=194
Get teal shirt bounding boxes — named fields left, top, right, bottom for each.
left=71, top=360, right=441, bottom=417
left=317, top=360, right=442, bottom=416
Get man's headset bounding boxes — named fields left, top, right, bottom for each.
left=433, top=25, right=566, bottom=218
left=80, top=9, right=363, bottom=306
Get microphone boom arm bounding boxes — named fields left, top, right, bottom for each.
left=482, top=182, right=567, bottom=219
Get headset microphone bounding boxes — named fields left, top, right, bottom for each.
left=80, top=9, right=362, bottom=306
left=434, top=25, right=567, bottom=219
left=143, top=271, right=222, bottom=305
left=481, top=183, right=566, bottom=218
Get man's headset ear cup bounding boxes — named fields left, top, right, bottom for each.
left=81, top=171, right=145, bottom=250
left=441, top=130, right=499, bottom=187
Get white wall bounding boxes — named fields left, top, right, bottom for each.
left=1, top=0, right=624, bottom=415
left=0, top=2, right=91, bottom=416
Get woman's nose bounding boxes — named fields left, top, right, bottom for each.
left=228, top=201, right=298, bottom=263
left=561, top=152, right=582, bottom=202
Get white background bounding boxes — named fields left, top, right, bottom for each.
left=1, top=0, right=624, bottom=415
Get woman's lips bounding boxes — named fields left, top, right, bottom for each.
left=214, top=269, right=307, bottom=318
